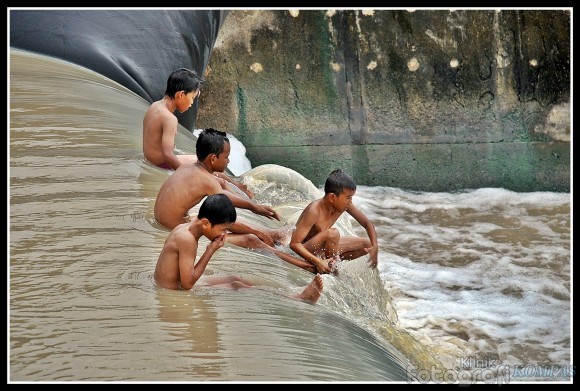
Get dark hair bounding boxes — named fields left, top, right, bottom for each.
left=196, top=128, right=229, bottom=160
left=165, top=68, right=205, bottom=98
left=197, top=194, right=236, bottom=225
left=324, top=169, right=356, bottom=195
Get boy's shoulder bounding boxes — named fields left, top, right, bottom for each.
left=171, top=164, right=217, bottom=188
left=304, top=198, right=324, bottom=212
left=149, top=99, right=174, bottom=116
left=172, top=223, right=196, bottom=239
left=304, top=197, right=319, bottom=206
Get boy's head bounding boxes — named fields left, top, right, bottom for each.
left=165, top=68, right=205, bottom=98
left=197, top=194, right=236, bottom=240
left=324, top=169, right=356, bottom=196
left=196, top=128, right=231, bottom=171
left=324, top=169, right=356, bottom=212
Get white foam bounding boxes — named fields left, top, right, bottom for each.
left=350, top=185, right=571, bottom=370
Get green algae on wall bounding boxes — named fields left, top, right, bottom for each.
left=198, top=9, right=570, bottom=192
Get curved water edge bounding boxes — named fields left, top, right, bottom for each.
left=11, top=47, right=570, bottom=383
left=9, top=48, right=442, bottom=381
left=10, top=9, right=228, bottom=131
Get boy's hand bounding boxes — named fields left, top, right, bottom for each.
left=313, top=256, right=339, bottom=275
left=253, top=204, right=281, bottom=221
left=366, top=246, right=378, bottom=268
left=234, top=181, right=254, bottom=199
left=207, top=233, right=227, bottom=252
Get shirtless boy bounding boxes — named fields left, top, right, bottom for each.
left=289, top=169, right=378, bottom=274
left=142, top=68, right=252, bottom=197
left=154, top=194, right=323, bottom=304
left=155, top=128, right=317, bottom=273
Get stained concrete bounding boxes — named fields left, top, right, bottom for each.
left=197, top=9, right=570, bottom=192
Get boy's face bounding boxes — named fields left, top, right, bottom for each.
left=204, top=222, right=232, bottom=241
left=334, top=188, right=356, bottom=212
left=212, top=142, right=231, bottom=173
left=176, top=89, right=200, bottom=113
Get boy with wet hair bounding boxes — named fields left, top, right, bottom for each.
left=143, top=68, right=204, bottom=170
left=289, top=169, right=378, bottom=274
left=154, top=128, right=317, bottom=273
left=142, top=68, right=251, bottom=197
left=154, top=194, right=323, bottom=304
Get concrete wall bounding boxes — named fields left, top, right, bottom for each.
left=197, top=9, right=570, bottom=192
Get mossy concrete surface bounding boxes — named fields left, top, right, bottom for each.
left=246, top=141, right=569, bottom=192
left=197, top=9, right=570, bottom=192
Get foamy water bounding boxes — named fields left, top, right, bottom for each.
left=350, top=186, right=571, bottom=380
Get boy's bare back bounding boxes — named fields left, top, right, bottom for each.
left=143, top=68, right=203, bottom=170
left=154, top=163, right=224, bottom=229
left=142, top=99, right=178, bottom=167
left=154, top=223, right=199, bottom=290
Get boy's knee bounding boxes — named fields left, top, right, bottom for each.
left=327, top=227, right=340, bottom=241
left=230, top=279, right=246, bottom=289
left=244, top=234, right=264, bottom=249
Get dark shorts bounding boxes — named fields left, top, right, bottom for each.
left=156, top=162, right=172, bottom=170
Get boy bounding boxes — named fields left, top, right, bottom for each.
left=142, top=68, right=252, bottom=197
left=142, top=67, right=202, bottom=170
left=154, top=194, right=324, bottom=304
left=289, top=169, right=378, bottom=274
left=155, top=128, right=317, bottom=273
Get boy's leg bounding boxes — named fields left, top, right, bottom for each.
left=237, top=217, right=290, bottom=246
left=302, top=228, right=340, bottom=274
left=202, top=273, right=324, bottom=304
left=264, top=227, right=290, bottom=246
left=273, top=249, right=317, bottom=273
left=198, top=274, right=253, bottom=288
left=291, top=274, right=324, bottom=304
left=226, top=233, right=317, bottom=273
left=336, top=236, right=372, bottom=260
left=225, top=232, right=268, bottom=249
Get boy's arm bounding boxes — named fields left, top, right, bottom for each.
left=206, top=174, right=278, bottom=221
left=219, top=188, right=280, bottom=221
left=227, top=221, right=275, bottom=247
left=289, top=206, right=321, bottom=265
left=160, top=116, right=181, bottom=170
left=215, top=172, right=254, bottom=199
left=179, top=233, right=226, bottom=290
left=347, top=204, right=379, bottom=268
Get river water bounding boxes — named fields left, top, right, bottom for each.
left=9, top=48, right=571, bottom=383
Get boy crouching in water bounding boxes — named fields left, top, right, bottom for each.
left=290, top=169, right=379, bottom=274
left=154, top=194, right=323, bottom=304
